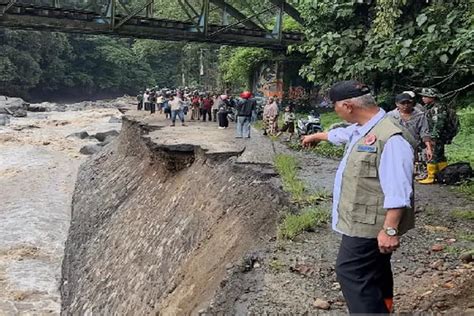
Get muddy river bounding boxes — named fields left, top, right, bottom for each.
left=0, top=107, right=123, bottom=314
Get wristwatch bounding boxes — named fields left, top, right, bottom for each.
left=384, top=227, right=398, bottom=237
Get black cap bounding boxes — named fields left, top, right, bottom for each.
left=329, top=80, right=371, bottom=103
left=395, top=93, right=413, bottom=103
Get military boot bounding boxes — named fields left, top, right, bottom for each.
left=418, top=163, right=437, bottom=184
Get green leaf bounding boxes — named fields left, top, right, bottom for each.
left=416, top=14, right=428, bottom=27
left=428, top=25, right=436, bottom=33
left=439, top=54, right=449, bottom=64
left=401, top=47, right=410, bottom=57
left=402, top=39, right=413, bottom=47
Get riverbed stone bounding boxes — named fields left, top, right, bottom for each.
left=13, top=109, right=27, bottom=118
left=92, top=130, right=119, bottom=142
left=67, top=131, right=90, bottom=139
left=79, top=144, right=102, bottom=155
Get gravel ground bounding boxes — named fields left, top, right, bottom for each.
left=209, top=137, right=473, bottom=314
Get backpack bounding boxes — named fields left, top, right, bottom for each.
left=437, top=162, right=472, bottom=185
left=443, top=106, right=460, bottom=144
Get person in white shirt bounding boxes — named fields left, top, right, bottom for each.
left=168, top=94, right=186, bottom=127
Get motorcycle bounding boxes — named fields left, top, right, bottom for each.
left=296, top=111, right=323, bottom=136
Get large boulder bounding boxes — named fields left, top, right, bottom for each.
left=0, top=96, right=29, bottom=114
left=27, top=102, right=53, bottom=112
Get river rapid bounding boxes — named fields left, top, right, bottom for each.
left=0, top=105, right=124, bottom=314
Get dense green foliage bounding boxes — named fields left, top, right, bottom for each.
left=293, top=0, right=473, bottom=97
left=446, top=106, right=474, bottom=165
left=0, top=0, right=472, bottom=103
left=218, top=46, right=271, bottom=90
left=0, top=29, right=185, bottom=99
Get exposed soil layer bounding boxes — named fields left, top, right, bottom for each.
left=60, top=108, right=473, bottom=314
left=60, top=113, right=287, bottom=315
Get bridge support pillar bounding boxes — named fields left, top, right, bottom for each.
left=146, top=0, right=154, bottom=18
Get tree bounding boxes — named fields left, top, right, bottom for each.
left=293, top=0, right=473, bottom=99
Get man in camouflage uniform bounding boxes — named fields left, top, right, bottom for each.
left=418, top=88, right=448, bottom=184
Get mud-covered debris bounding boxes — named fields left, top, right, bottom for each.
left=313, top=298, right=330, bottom=310
left=414, top=268, right=427, bottom=277
left=431, top=244, right=444, bottom=252
left=459, top=253, right=473, bottom=263
left=240, top=253, right=262, bottom=273
left=421, top=290, right=433, bottom=297
left=290, top=263, right=316, bottom=277
left=430, top=259, right=444, bottom=270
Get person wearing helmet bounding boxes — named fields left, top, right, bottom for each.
left=417, top=87, right=448, bottom=184
left=236, top=91, right=255, bottom=138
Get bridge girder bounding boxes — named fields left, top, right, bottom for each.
left=0, top=0, right=305, bottom=49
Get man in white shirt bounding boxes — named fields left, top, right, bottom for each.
left=168, top=94, right=186, bottom=127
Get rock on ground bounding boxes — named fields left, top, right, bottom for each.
left=91, top=130, right=119, bottom=142
left=79, top=144, right=102, bottom=155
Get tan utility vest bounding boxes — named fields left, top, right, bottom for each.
left=336, top=116, right=417, bottom=238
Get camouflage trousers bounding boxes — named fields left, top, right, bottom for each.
left=429, top=142, right=447, bottom=163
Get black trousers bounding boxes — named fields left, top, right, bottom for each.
left=213, top=109, right=218, bottom=122
left=336, top=235, right=393, bottom=314
left=150, top=103, right=156, bottom=114
left=201, top=109, right=211, bottom=122
left=218, top=112, right=228, bottom=127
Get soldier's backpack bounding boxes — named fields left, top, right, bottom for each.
left=437, top=162, right=472, bottom=185
left=444, top=106, right=460, bottom=144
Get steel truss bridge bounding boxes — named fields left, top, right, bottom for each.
left=0, top=0, right=305, bottom=50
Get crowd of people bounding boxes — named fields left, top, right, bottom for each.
left=137, top=85, right=456, bottom=184
left=137, top=88, right=235, bottom=127
left=136, top=88, right=261, bottom=138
